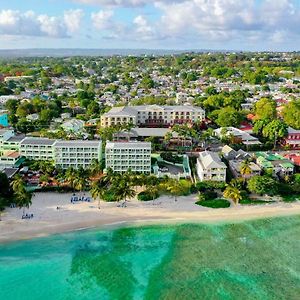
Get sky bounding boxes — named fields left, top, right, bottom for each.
left=0, top=0, right=299, bottom=51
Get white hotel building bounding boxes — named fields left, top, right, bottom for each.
left=105, top=141, right=151, bottom=174
left=20, top=138, right=56, bottom=161
left=101, top=105, right=205, bottom=128
left=54, top=140, right=102, bottom=169
left=19, top=137, right=102, bottom=169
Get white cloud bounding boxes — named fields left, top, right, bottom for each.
left=72, top=0, right=184, bottom=7
left=91, top=10, right=114, bottom=30
left=153, top=0, right=300, bottom=44
left=133, top=15, right=154, bottom=39
left=64, top=9, right=84, bottom=33
left=0, top=9, right=84, bottom=38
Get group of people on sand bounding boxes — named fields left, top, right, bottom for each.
left=70, top=194, right=91, bottom=204
left=22, top=213, right=34, bottom=219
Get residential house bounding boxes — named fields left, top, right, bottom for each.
left=196, top=151, right=227, bottom=182
left=214, top=127, right=261, bottom=146
left=61, top=119, right=85, bottom=133
left=255, top=152, right=294, bottom=177
left=284, top=127, right=300, bottom=149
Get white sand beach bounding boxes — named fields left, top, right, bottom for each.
left=1, top=192, right=300, bottom=243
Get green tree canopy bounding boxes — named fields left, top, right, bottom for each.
left=282, top=100, right=300, bottom=129
left=214, top=107, right=243, bottom=127
left=262, top=120, right=288, bottom=141
left=254, top=98, right=277, bottom=120
left=247, top=175, right=278, bottom=196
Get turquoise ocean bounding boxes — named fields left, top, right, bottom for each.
left=1, top=216, right=300, bottom=300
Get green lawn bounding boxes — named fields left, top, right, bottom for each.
left=196, top=199, right=230, bottom=209
left=281, top=195, right=300, bottom=203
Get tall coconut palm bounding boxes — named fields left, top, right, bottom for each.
left=166, top=179, right=184, bottom=202
left=90, top=179, right=106, bottom=209
left=11, top=175, right=32, bottom=215
left=113, top=179, right=136, bottom=207
left=65, top=167, right=77, bottom=191
left=0, top=198, right=5, bottom=221
left=223, top=184, right=242, bottom=205
left=16, top=191, right=33, bottom=215
left=10, top=175, right=24, bottom=194
left=89, top=159, right=102, bottom=177
left=147, top=185, right=159, bottom=205
left=74, top=175, right=89, bottom=197
left=240, top=160, right=252, bottom=185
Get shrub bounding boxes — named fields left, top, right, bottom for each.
left=195, top=181, right=226, bottom=192
left=102, top=189, right=117, bottom=202
left=138, top=190, right=159, bottom=201
left=196, top=199, right=230, bottom=208
left=161, top=152, right=183, bottom=164
left=198, top=190, right=218, bottom=201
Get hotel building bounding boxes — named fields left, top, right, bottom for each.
left=100, top=105, right=205, bottom=128
left=54, top=140, right=102, bottom=169
left=105, top=141, right=151, bottom=174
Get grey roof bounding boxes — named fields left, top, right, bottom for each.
left=131, top=127, right=176, bottom=137
left=106, top=141, right=151, bottom=149
left=20, top=137, right=56, bottom=146
left=7, top=135, right=26, bottom=142
left=103, top=105, right=205, bottom=117
left=54, top=140, right=101, bottom=147
left=103, top=106, right=138, bottom=117
left=2, top=168, right=19, bottom=178
left=288, top=127, right=300, bottom=134
left=198, top=151, right=226, bottom=169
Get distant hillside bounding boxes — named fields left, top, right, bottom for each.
left=0, top=48, right=215, bottom=58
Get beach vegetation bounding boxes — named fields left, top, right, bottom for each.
left=223, top=183, right=242, bottom=205
left=247, top=175, right=278, bottom=196
left=10, top=175, right=33, bottom=215
left=90, top=178, right=106, bottom=209
left=138, top=190, right=159, bottom=202
left=196, top=199, right=230, bottom=208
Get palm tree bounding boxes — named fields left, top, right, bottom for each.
left=147, top=185, right=159, bottom=205
left=0, top=198, right=5, bottom=221
left=74, top=175, right=89, bottom=197
left=223, top=184, right=242, bottom=205
left=10, top=175, right=24, bottom=194
left=89, top=159, right=102, bottom=177
left=113, top=179, right=136, bottom=207
left=90, top=179, right=106, bottom=209
left=240, top=160, right=252, bottom=184
left=16, top=191, right=33, bottom=215
left=11, top=175, right=32, bottom=215
left=65, top=167, right=77, bottom=191
left=166, top=179, right=184, bottom=202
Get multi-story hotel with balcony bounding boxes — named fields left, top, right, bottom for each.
left=19, top=137, right=102, bottom=169
left=105, top=141, right=151, bottom=173
left=54, top=140, right=102, bottom=169
left=196, top=151, right=227, bottom=182
left=100, top=105, right=205, bottom=128
left=20, top=138, right=56, bottom=161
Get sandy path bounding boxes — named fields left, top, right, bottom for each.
left=1, top=192, right=300, bottom=243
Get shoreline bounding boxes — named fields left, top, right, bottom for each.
left=1, top=192, right=300, bottom=244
